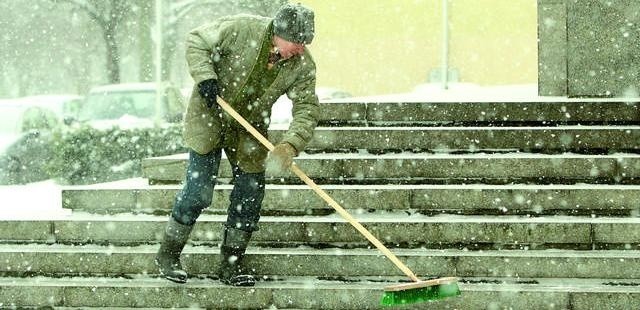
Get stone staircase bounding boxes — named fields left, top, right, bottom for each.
left=2, top=99, right=640, bottom=309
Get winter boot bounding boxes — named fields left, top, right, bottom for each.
left=218, top=227, right=256, bottom=286
left=155, top=216, right=193, bottom=283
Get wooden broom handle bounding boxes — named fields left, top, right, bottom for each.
left=216, top=96, right=421, bottom=282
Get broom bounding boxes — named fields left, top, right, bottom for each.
left=216, top=96, right=461, bottom=306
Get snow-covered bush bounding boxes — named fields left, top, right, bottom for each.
left=46, top=124, right=186, bottom=184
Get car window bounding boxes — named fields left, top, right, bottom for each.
left=0, top=104, right=24, bottom=135
left=20, top=106, right=60, bottom=132
left=62, top=98, right=84, bottom=119
left=80, top=91, right=156, bottom=121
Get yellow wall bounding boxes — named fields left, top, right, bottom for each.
left=298, top=0, right=538, bottom=96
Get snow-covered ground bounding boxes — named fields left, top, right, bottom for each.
left=0, top=178, right=155, bottom=220
left=0, top=180, right=70, bottom=220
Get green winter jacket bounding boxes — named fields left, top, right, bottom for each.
left=184, top=14, right=320, bottom=173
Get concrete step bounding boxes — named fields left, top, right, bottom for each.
left=62, top=184, right=640, bottom=216
left=2, top=244, right=639, bottom=280
left=317, top=100, right=640, bottom=126
left=269, top=126, right=640, bottom=153
left=2, top=275, right=640, bottom=309
left=2, top=213, right=639, bottom=249
left=142, top=152, right=640, bottom=185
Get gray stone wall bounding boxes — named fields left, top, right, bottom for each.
left=538, top=0, right=640, bottom=97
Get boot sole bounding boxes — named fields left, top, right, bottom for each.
left=221, top=275, right=256, bottom=287
left=154, top=258, right=188, bottom=284
left=164, top=275, right=188, bottom=284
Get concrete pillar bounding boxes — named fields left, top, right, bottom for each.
left=538, top=0, right=567, bottom=96
left=538, top=0, right=640, bottom=97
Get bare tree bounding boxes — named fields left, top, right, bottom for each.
left=53, top=0, right=130, bottom=84
left=50, top=0, right=287, bottom=85
left=160, top=0, right=226, bottom=81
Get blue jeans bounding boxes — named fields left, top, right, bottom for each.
left=171, top=149, right=266, bottom=232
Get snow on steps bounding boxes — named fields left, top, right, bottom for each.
left=5, top=98, right=640, bottom=308
left=2, top=244, right=640, bottom=279
left=141, top=152, right=640, bottom=185
left=62, top=183, right=640, bottom=216
left=314, top=100, right=640, bottom=125
left=2, top=213, right=640, bottom=249
left=2, top=276, right=640, bottom=309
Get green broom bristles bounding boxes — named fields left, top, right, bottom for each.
left=380, top=282, right=461, bottom=306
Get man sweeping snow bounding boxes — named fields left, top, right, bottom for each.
left=155, top=3, right=319, bottom=286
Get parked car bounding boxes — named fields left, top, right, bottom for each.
left=77, top=82, right=185, bottom=129
left=0, top=95, right=84, bottom=151
left=0, top=101, right=29, bottom=152
left=0, top=95, right=84, bottom=185
left=0, top=83, right=187, bottom=185
left=0, top=130, right=55, bottom=185
left=0, top=95, right=84, bottom=134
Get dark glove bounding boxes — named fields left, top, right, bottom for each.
left=267, top=142, right=297, bottom=172
left=198, top=79, right=219, bottom=109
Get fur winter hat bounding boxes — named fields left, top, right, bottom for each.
left=273, top=3, right=315, bottom=44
